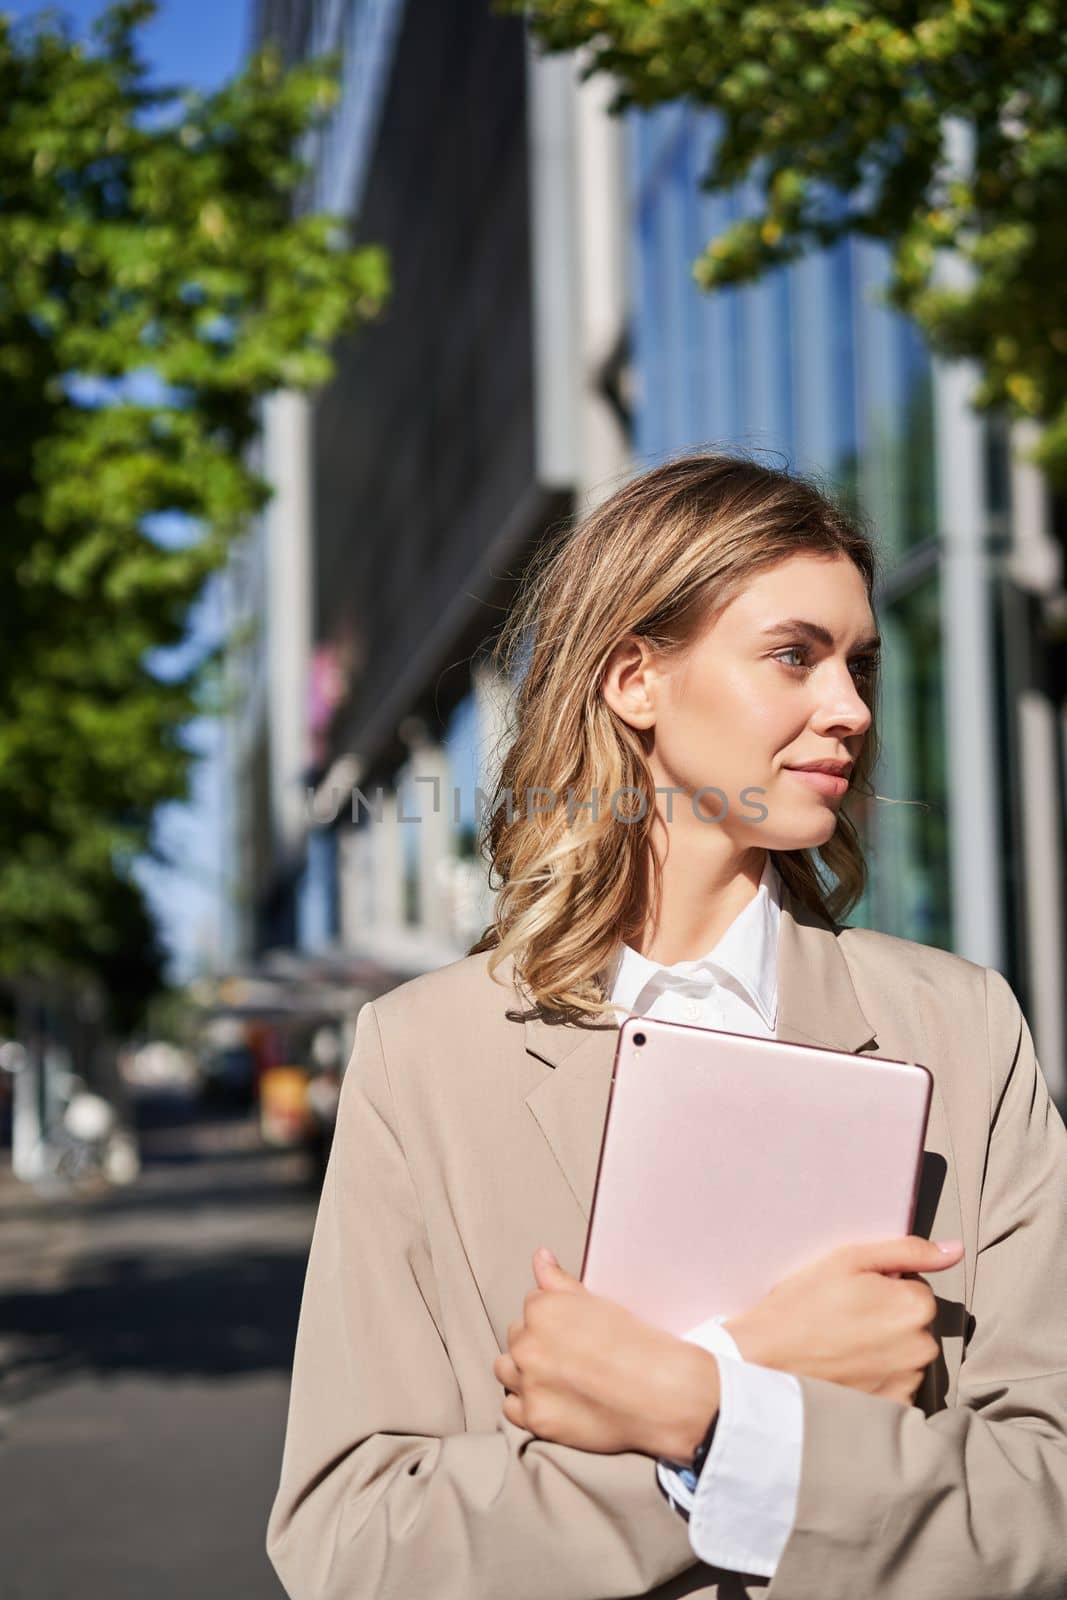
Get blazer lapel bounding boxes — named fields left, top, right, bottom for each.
left=519, top=879, right=880, bottom=1220
left=774, top=881, right=878, bottom=1054
left=523, top=1017, right=619, bottom=1222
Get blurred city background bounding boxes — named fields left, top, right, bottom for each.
left=2, top=0, right=1067, bottom=1594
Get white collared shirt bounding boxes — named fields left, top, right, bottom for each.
left=604, top=853, right=803, bottom=1579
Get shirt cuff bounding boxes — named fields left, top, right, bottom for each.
left=656, top=1315, right=739, bottom=1512
left=656, top=1320, right=803, bottom=1578
left=681, top=1313, right=743, bottom=1364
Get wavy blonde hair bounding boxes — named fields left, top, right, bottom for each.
left=467, top=452, right=883, bottom=1024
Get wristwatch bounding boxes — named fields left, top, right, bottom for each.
left=689, top=1410, right=719, bottom=1479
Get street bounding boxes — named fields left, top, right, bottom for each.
left=0, top=1086, right=320, bottom=1599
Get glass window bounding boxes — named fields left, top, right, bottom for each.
left=827, top=234, right=860, bottom=510
left=897, top=317, right=937, bottom=551
left=398, top=767, right=420, bottom=925
left=854, top=572, right=952, bottom=948
left=445, top=691, right=480, bottom=853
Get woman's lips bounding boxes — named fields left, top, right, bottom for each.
left=784, top=768, right=850, bottom=797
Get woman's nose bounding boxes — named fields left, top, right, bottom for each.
left=813, top=670, right=873, bottom=736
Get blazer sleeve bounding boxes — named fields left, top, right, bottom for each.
left=767, top=964, right=1067, bottom=1600
left=265, top=1000, right=696, bottom=1600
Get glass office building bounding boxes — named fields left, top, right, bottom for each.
left=629, top=104, right=952, bottom=950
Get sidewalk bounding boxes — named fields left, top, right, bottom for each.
left=0, top=1094, right=306, bottom=1597
left=0, top=1152, right=95, bottom=1442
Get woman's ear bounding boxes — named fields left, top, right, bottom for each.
left=600, top=635, right=658, bottom=731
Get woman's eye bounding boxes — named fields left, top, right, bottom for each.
left=774, top=646, right=877, bottom=683
left=774, top=646, right=808, bottom=670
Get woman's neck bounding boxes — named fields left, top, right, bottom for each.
left=629, top=846, right=768, bottom=967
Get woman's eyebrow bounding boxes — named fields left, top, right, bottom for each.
left=759, top=618, right=882, bottom=652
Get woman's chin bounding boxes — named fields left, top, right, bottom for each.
left=757, top=808, right=840, bottom=850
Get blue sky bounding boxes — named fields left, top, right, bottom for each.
left=10, top=0, right=251, bottom=987
left=6, top=1, right=251, bottom=88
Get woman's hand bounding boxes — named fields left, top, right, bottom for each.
left=493, top=1247, right=719, bottom=1462
left=725, top=1235, right=964, bottom=1404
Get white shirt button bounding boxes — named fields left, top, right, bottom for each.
left=683, top=998, right=701, bottom=1021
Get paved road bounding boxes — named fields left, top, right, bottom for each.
left=0, top=1086, right=321, bottom=1600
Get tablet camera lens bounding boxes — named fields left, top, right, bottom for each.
left=633, top=1032, right=646, bottom=1047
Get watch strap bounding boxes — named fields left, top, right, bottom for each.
left=689, top=1409, right=719, bottom=1479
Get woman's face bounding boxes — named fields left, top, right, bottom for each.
left=611, top=553, right=879, bottom=853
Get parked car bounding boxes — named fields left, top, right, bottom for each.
left=198, top=1041, right=257, bottom=1107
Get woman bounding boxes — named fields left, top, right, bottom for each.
left=266, top=456, right=1067, bottom=1600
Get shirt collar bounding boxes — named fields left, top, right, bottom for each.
left=605, top=854, right=781, bottom=1030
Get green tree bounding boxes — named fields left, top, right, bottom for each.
left=0, top=0, right=388, bottom=1023
left=509, top=0, right=1067, bottom=481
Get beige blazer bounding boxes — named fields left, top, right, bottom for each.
left=266, top=885, right=1067, bottom=1599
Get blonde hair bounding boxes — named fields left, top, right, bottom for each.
left=468, top=452, right=883, bottom=1024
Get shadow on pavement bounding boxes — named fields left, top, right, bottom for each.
left=0, top=1083, right=321, bottom=1413
left=0, top=1245, right=311, bottom=1411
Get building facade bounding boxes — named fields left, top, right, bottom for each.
left=235, top=0, right=630, bottom=977
left=233, top=5, right=1067, bottom=1097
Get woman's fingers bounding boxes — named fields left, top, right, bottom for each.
left=502, top=1392, right=525, bottom=1428
left=532, top=1249, right=582, bottom=1294
left=493, top=1350, right=520, bottom=1392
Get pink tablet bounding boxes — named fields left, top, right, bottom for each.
left=580, top=1014, right=933, bottom=1336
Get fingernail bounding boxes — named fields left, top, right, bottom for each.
left=936, top=1239, right=963, bottom=1254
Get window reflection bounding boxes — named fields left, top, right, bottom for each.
left=855, top=573, right=952, bottom=948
